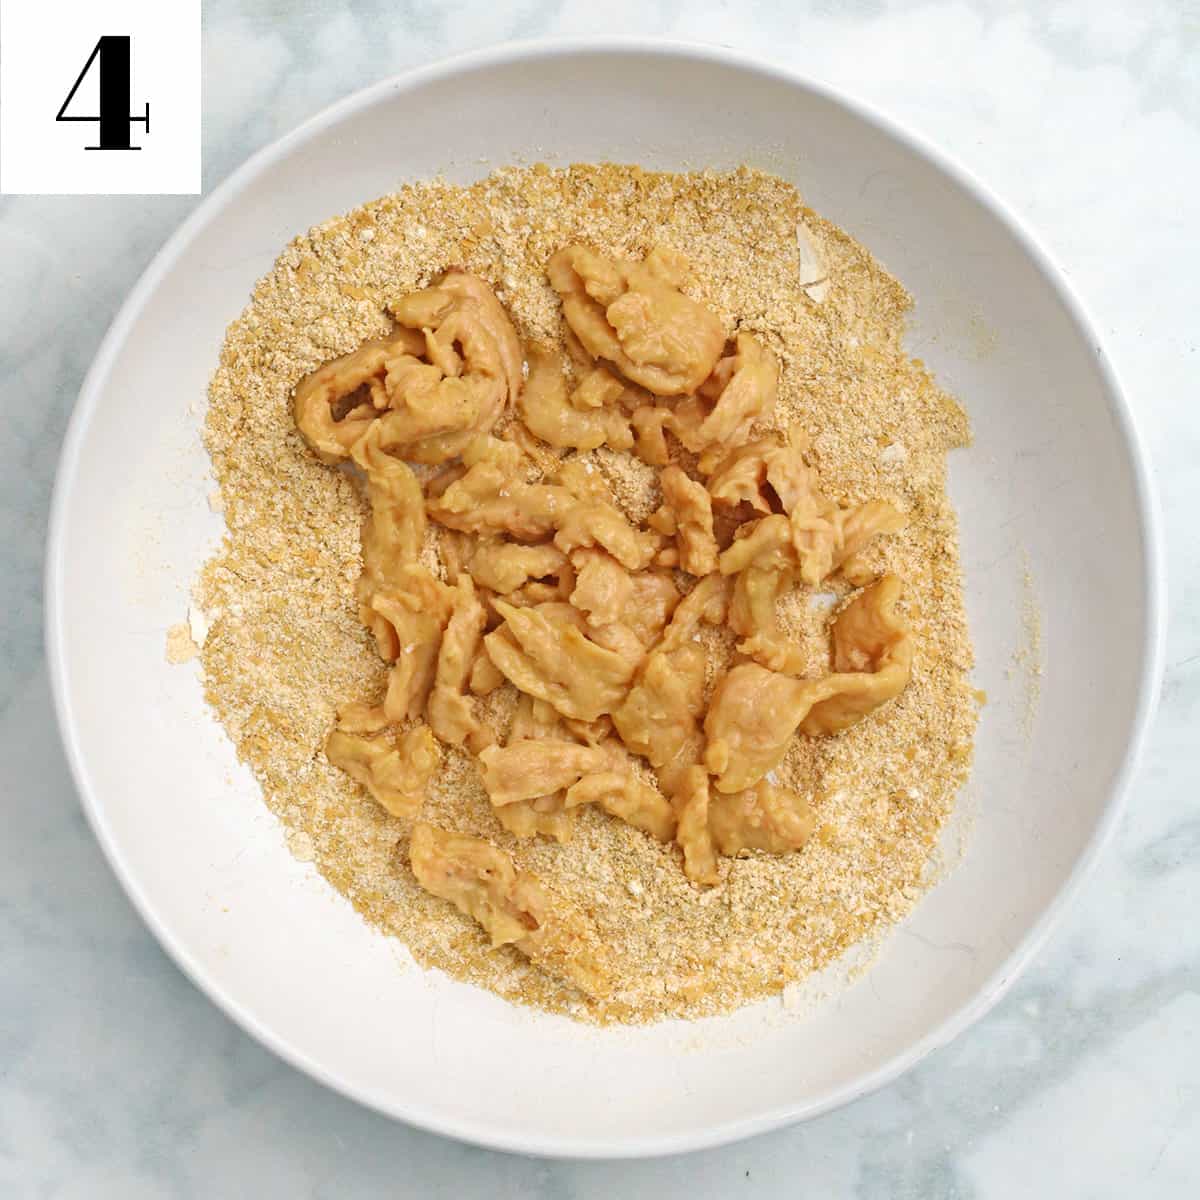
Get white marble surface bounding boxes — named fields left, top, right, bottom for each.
left=2, top=0, right=1198, bottom=1193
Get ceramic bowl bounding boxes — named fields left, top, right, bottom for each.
left=46, top=40, right=1163, bottom=1157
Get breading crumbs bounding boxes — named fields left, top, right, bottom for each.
left=196, top=164, right=975, bottom=1023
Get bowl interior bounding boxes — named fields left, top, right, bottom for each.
left=48, top=44, right=1157, bottom=1156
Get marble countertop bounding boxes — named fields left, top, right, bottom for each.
left=3, top=1, right=1198, bottom=1194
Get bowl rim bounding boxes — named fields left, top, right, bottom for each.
left=44, top=36, right=1166, bottom=1159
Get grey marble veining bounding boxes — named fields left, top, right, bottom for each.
left=2, top=1, right=1198, bottom=1195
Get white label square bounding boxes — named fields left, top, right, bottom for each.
left=1, top=0, right=200, bottom=194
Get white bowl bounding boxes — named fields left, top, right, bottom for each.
left=46, top=41, right=1164, bottom=1157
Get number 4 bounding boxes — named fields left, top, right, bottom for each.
left=56, top=35, right=150, bottom=151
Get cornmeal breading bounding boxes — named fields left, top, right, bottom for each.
left=196, top=164, right=975, bottom=1024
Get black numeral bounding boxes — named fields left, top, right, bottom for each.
left=56, top=35, right=150, bottom=151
